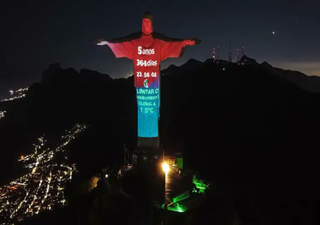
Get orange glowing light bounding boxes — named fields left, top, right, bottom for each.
left=162, top=162, right=169, bottom=173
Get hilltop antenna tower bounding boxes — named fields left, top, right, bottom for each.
left=228, top=43, right=232, bottom=62
left=237, top=48, right=239, bottom=62
left=213, top=47, right=216, bottom=62
left=241, top=42, right=244, bottom=58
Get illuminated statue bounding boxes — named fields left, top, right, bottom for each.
left=94, top=12, right=200, bottom=148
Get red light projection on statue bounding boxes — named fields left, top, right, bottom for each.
left=94, top=12, right=200, bottom=147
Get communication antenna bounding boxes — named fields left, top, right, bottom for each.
left=241, top=42, right=244, bottom=58
left=237, top=48, right=239, bottom=62
left=213, top=47, right=216, bottom=62
left=228, top=43, right=232, bottom=62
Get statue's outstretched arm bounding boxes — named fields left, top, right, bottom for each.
left=154, top=32, right=200, bottom=61
left=93, top=32, right=142, bottom=59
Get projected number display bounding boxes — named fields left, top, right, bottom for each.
left=136, top=72, right=157, bottom=78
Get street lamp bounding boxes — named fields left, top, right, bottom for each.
left=162, top=162, right=169, bottom=174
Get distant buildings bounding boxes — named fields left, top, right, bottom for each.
left=0, top=111, right=5, bottom=120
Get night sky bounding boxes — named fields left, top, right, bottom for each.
left=1, top=0, right=320, bottom=96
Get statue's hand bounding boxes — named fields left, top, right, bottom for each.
left=93, top=39, right=108, bottom=45
left=187, top=39, right=196, bottom=45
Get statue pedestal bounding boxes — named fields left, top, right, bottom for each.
left=132, top=146, right=165, bottom=207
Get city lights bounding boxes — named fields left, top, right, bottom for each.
left=0, top=124, right=87, bottom=224
left=0, top=111, right=5, bottom=120
left=1, top=87, right=28, bottom=102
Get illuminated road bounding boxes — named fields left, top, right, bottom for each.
left=165, top=165, right=180, bottom=204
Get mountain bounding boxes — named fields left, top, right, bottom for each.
left=164, top=55, right=320, bottom=94
left=1, top=59, right=320, bottom=225
left=238, top=55, right=259, bottom=66
left=161, top=58, right=202, bottom=76
left=237, top=55, right=320, bottom=93
left=42, top=63, right=112, bottom=84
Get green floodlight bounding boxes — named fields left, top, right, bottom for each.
left=167, top=203, right=187, bottom=213
left=193, top=175, right=208, bottom=193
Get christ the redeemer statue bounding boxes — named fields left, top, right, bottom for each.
left=94, top=12, right=200, bottom=148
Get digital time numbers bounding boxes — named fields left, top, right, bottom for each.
left=136, top=71, right=157, bottom=77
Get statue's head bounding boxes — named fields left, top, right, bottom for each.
left=142, top=12, right=153, bottom=35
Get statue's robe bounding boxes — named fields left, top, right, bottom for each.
left=106, top=32, right=197, bottom=147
